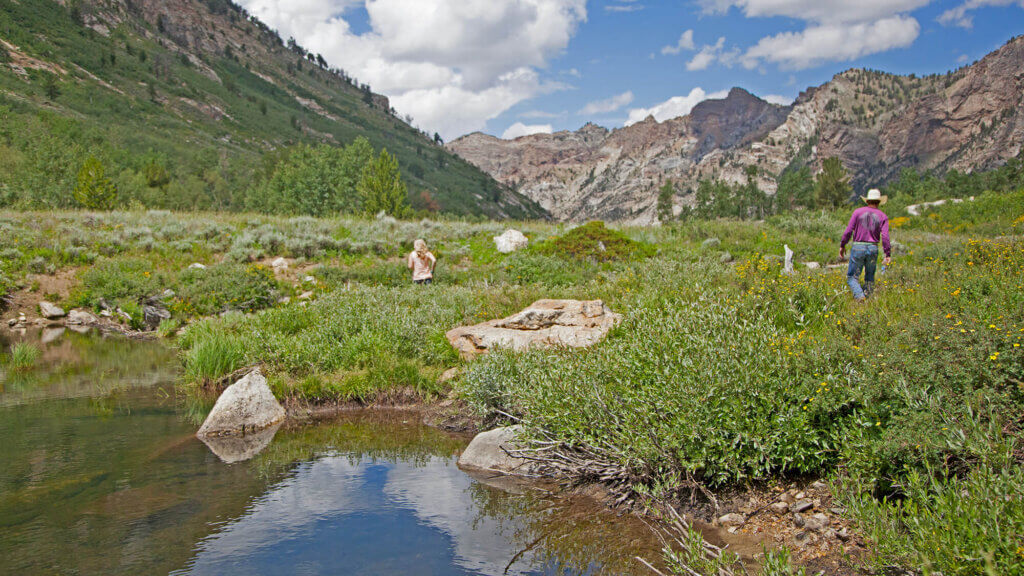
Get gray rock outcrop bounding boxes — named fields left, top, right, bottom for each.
left=197, top=369, right=286, bottom=438
left=446, top=299, right=621, bottom=360
left=457, top=425, right=535, bottom=475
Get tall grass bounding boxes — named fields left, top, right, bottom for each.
left=7, top=342, right=41, bottom=372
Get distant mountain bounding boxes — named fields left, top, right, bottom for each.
left=449, top=36, right=1024, bottom=223
left=0, top=0, right=545, bottom=219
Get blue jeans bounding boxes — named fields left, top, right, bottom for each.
left=846, top=243, right=878, bottom=301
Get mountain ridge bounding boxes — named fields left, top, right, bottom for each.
left=449, top=36, right=1024, bottom=223
left=0, top=0, right=545, bottom=219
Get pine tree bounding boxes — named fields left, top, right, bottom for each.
left=358, top=148, right=409, bottom=218
left=73, top=156, right=118, bottom=210
left=656, top=179, right=675, bottom=223
left=815, top=157, right=852, bottom=209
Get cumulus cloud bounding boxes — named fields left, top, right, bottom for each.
left=938, top=0, right=1024, bottom=28
left=661, top=29, right=695, bottom=55
left=763, top=94, right=794, bottom=105
left=741, top=16, right=920, bottom=70
left=236, top=0, right=587, bottom=139
left=695, top=0, right=930, bottom=71
left=502, top=122, right=554, bottom=139
left=624, top=87, right=729, bottom=126
left=699, top=0, right=931, bottom=24
left=687, top=37, right=725, bottom=70
left=578, top=91, right=634, bottom=115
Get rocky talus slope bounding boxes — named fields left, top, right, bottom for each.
left=449, top=36, right=1024, bottom=223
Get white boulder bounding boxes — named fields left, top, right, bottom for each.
left=197, top=370, right=286, bottom=438
left=493, top=229, right=529, bottom=254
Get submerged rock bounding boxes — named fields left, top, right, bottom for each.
left=197, top=370, right=286, bottom=438
left=41, top=327, right=65, bottom=344
left=200, top=423, right=281, bottom=463
left=39, top=301, right=66, bottom=319
left=493, top=229, right=529, bottom=253
left=446, top=299, right=621, bottom=360
left=457, top=425, right=535, bottom=475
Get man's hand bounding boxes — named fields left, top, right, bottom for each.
left=839, top=247, right=846, bottom=260
left=883, top=256, right=891, bottom=266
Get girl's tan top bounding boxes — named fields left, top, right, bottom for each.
left=408, top=251, right=435, bottom=281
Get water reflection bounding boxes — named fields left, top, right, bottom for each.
left=0, top=331, right=661, bottom=576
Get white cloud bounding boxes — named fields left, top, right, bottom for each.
left=236, top=0, right=587, bottom=139
left=741, top=16, right=920, bottom=70
left=502, top=122, right=554, bottom=139
left=938, top=0, right=1024, bottom=28
left=520, top=109, right=565, bottom=118
left=763, top=94, right=794, bottom=105
left=605, top=0, right=643, bottom=12
left=687, top=37, right=725, bottom=70
left=699, top=0, right=931, bottom=24
left=696, top=1, right=930, bottom=71
left=578, top=91, right=634, bottom=115
left=624, top=87, right=729, bottom=126
left=661, top=29, right=695, bottom=55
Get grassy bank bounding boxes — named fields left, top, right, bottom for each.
left=1, top=190, right=1022, bottom=574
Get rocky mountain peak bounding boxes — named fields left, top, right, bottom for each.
left=449, top=36, right=1024, bottom=224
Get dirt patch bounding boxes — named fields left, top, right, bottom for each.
left=667, top=479, right=868, bottom=575
left=2, top=268, right=79, bottom=323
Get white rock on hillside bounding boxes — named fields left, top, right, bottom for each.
left=493, top=229, right=529, bottom=253
left=457, top=425, right=535, bottom=475
left=39, top=301, right=66, bottom=319
left=446, top=299, right=621, bottom=360
left=197, top=369, right=286, bottom=438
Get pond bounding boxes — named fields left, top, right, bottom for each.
left=0, top=329, right=663, bottom=575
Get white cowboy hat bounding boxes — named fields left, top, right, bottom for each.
left=861, top=188, right=888, bottom=205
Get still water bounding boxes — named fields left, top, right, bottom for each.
left=0, top=329, right=661, bottom=575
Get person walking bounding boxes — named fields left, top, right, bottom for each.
left=408, top=238, right=436, bottom=285
left=839, top=188, right=891, bottom=301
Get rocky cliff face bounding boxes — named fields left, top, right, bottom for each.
left=449, top=36, right=1024, bottom=223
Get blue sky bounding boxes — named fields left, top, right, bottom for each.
left=235, top=0, right=1024, bottom=140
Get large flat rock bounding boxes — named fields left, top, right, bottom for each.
left=446, top=299, right=621, bottom=359
left=197, top=369, right=286, bottom=438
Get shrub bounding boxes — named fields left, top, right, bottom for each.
left=172, top=263, right=280, bottom=317
left=534, top=221, right=655, bottom=262
left=72, top=257, right=164, bottom=307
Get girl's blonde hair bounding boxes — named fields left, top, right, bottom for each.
left=414, top=238, right=428, bottom=258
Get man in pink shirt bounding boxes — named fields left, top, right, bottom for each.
left=839, top=189, right=892, bottom=301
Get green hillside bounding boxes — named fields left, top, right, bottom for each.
left=0, top=0, right=545, bottom=219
